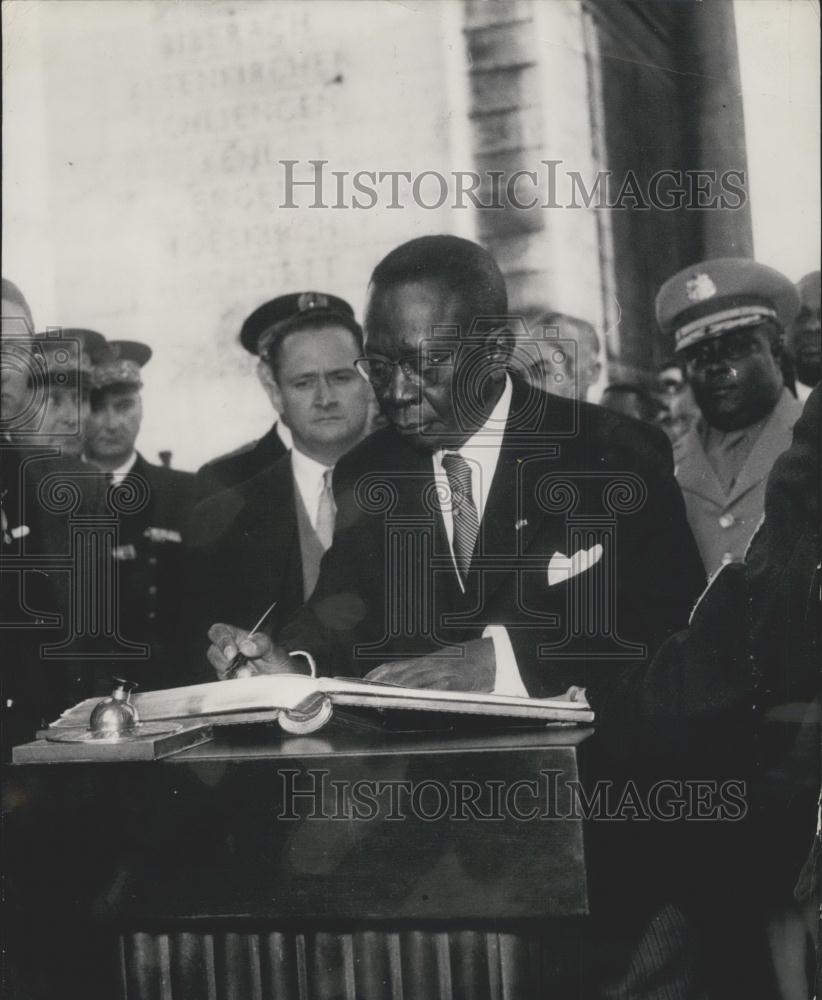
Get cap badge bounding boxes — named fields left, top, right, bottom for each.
left=685, top=273, right=717, bottom=303
left=298, top=292, right=329, bottom=313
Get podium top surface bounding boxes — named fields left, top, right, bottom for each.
left=166, top=720, right=595, bottom=764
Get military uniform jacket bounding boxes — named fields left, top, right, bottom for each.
left=1, top=445, right=108, bottom=741
left=195, top=422, right=288, bottom=498
left=673, top=388, right=803, bottom=576
left=109, top=454, right=197, bottom=688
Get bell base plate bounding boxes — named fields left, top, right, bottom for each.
left=46, top=722, right=181, bottom=744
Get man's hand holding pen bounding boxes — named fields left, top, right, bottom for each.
left=207, top=624, right=308, bottom=680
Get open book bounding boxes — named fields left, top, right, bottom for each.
left=50, top=674, right=594, bottom=736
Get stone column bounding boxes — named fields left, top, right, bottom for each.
left=679, top=0, right=754, bottom=258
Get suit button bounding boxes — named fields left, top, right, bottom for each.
left=148, top=585, right=158, bottom=597
left=148, top=556, right=158, bottom=567
left=718, top=514, right=735, bottom=529
left=147, top=611, right=157, bottom=621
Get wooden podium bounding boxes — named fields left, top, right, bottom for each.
left=4, top=720, right=594, bottom=999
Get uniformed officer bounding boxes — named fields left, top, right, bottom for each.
left=2, top=327, right=110, bottom=744
left=656, top=257, right=803, bottom=576
left=28, top=328, right=109, bottom=457
left=86, top=341, right=197, bottom=688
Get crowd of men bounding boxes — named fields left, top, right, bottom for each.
left=1, top=239, right=819, bottom=998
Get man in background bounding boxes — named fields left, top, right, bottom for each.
left=1, top=278, right=36, bottom=440
left=188, top=292, right=373, bottom=672
left=29, top=328, right=108, bottom=458
left=2, top=281, right=39, bottom=753
left=654, top=359, right=699, bottom=445
left=657, top=258, right=803, bottom=577
left=1, top=324, right=109, bottom=742
left=599, top=382, right=661, bottom=423
left=85, top=340, right=197, bottom=688
left=787, top=270, right=820, bottom=403
left=195, top=299, right=297, bottom=496
left=523, top=311, right=601, bottom=402
left=1, top=277, right=33, bottom=331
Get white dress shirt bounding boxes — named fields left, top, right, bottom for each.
left=796, top=381, right=813, bottom=405
left=432, top=374, right=512, bottom=556
left=290, top=447, right=334, bottom=530
left=287, top=446, right=333, bottom=680
left=276, top=420, right=293, bottom=450
left=431, top=375, right=527, bottom=696
left=107, top=451, right=138, bottom=483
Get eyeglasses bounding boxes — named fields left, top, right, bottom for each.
left=354, top=350, right=453, bottom=388
left=682, top=331, right=763, bottom=373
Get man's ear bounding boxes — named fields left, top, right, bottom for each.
left=256, top=359, right=284, bottom=415
left=587, top=359, right=603, bottom=387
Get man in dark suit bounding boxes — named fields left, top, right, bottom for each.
left=206, top=237, right=706, bottom=997
left=208, top=237, right=704, bottom=697
left=84, top=341, right=198, bottom=689
left=195, top=298, right=296, bottom=497
left=196, top=418, right=290, bottom=498
left=187, top=293, right=374, bottom=675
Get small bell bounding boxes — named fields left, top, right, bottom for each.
left=89, top=678, right=139, bottom=739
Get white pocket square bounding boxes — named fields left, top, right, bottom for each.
left=547, top=544, right=603, bottom=587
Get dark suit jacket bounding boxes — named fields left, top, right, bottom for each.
left=109, top=454, right=198, bottom=689
left=196, top=422, right=288, bottom=498
left=593, top=381, right=820, bottom=1000
left=597, top=385, right=820, bottom=843
left=187, top=452, right=305, bottom=681
left=278, top=378, right=706, bottom=698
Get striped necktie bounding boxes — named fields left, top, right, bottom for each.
left=441, top=452, right=479, bottom=583
left=315, top=468, right=336, bottom=551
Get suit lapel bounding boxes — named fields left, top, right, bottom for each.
left=239, top=455, right=299, bottom=580
left=473, top=381, right=568, bottom=596
left=118, top=454, right=154, bottom=538
left=376, top=434, right=467, bottom=606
